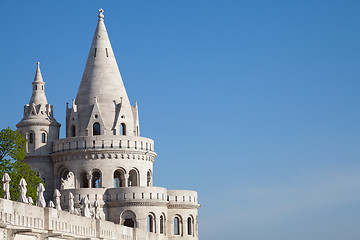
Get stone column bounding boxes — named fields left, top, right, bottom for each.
left=87, top=174, right=92, bottom=188
left=125, top=173, right=129, bottom=187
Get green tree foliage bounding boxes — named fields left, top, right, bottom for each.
left=0, top=127, right=43, bottom=202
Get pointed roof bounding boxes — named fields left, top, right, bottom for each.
left=29, top=62, right=48, bottom=105
left=75, top=9, right=131, bottom=107
left=74, top=9, right=135, bottom=136
left=33, top=62, right=44, bottom=83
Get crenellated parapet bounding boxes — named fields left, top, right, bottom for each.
left=52, top=135, right=155, bottom=156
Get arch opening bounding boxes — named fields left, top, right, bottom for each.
left=147, top=214, right=155, bottom=232
left=160, top=215, right=165, bottom=234
left=71, top=125, right=76, bottom=137
left=128, top=169, right=138, bottom=187
left=121, top=210, right=136, bottom=228
left=114, top=169, right=125, bottom=187
left=174, top=216, right=181, bottom=235
left=29, top=132, right=34, bottom=144
left=41, top=132, right=46, bottom=143
left=147, top=170, right=152, bottom=187
left=92, top=170, right=101, bottom=188
left=120, top=123, right=126, bottom=135
left=80, top=172, right=89, bottom=188
left=187, top=217, right=192, bottom=235
left=93, top=122, right=100, bottom=135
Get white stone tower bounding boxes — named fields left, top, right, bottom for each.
left=18, top=9, right=199, bottom=239
left=16, top=62, right=61, bottom=200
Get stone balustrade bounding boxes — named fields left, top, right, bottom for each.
left=0, top=198, right=136, bottom=239
left=52, top=135, right=155, bottom=154
left=167, top=190, right=198, bottom=205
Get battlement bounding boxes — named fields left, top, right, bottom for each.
left=167, top=190, right=199, bottom=207
left=52, top=135, right=155, bottom=154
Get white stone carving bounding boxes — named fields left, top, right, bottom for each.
left=61, top=172, right=75, bottom=190
left=80, top=196, right=91, bottom=218
left=68, top=192, right=75, bottom=214
left=36, top=183, right=46, bottom=207
left=93, top=200, right=101, bottom=219
left=2, top=173, right=11, bottom=200
left=48, top=200, right=55, bottom=208
left=18, top=178, right=28, bottom=203
left=53, top=189, right=62, bottom=210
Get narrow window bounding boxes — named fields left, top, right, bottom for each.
left=94, top=48, right=97, bottom=57
left=147, top=171, right=151, bottom=187
left=80, top=172, right=89, bottom=188
left=42, top=85, right=43, bottom=90
left=160, top=215, right=164, bottom=234
left=114, top=170, right=124, bottom=187
left=93, top=123, right=100, bottom=135
left=71, top=125, right=76, bottom=137
left=92, top=171, right=101, bottom=188
left=35, top=85, right=37, bottom=90
left=41, top=133, right=46, bottom=143
left=128, top=170, right=138, bottom=187
left=147, top=215, right=154, bottom=232
left=174, top=217, right=180, bottom=235
left=29, top=132, right=34, bottom=144
left=120, top=123, right=126, bottom=135
left=187, top=217, right=192, bottom=235
left=105, top=48, right=108, bottom=57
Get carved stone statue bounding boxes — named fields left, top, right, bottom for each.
left=53, top=189, right=62, bottom=210
left=48, top=200, right=55, bottom=208
left=68, top=192, right=75, bottom=214
left=2, top=173, right=11, bottom=199
left=93, top=200, right=101, bottom=219
left=36, top=183, right=46, bottom=207
left=60, top=172, right=75, bottom=190
left=80, top=196, right=91, bottom=218
left=18, top=178, right=28, bottom=203
left=27, top=197, right=34, bottom=205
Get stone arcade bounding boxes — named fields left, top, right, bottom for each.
left=1, top=9, right=199, bottom=240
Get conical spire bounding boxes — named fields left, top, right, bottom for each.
left=29, top=62, right=48, bottom=105
left=34, top=62, right=44, bottom=83
left=74, top=9, right=136, bottom=136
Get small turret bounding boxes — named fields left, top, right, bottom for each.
left=29, top=62, right=48, bottom=105
left=17, top=62, right=60, bottom=155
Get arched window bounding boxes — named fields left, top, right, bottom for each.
left=29, top=132, right=34, bottom=144
left=114, top=169, right=125, bottom=187
left=187, top=217, right=192, bottom=235
left=147, top=170, right=152, bottom=187
left=80, top=172, right=88, bottom=188
left=120, top=123, right=126, bottom=135
left=41, top=133, right=46, bottom=143
left=121, top=210, right=136, bottom=228
left=128, top=169, right=138, bottom=187
left=174, top=216, right=180, bottom=235
left=147, top=215, right=154, bottom=232
left=160, top=215, right=164, bottom=234
left=93, top=122, right=100, bottom=135
left=92, top=170, right=101, bottom=188
left=71, top=125, right=76, bottom=137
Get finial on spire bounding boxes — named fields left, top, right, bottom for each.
left=98, top=8, right=104, bottom=21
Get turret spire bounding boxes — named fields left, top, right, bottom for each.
left=73, top=9, right=137, bottom=136
left=29, top=62, right=48, bottom=105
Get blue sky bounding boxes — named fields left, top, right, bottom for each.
left=1, top=1, right=360, bottom=239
